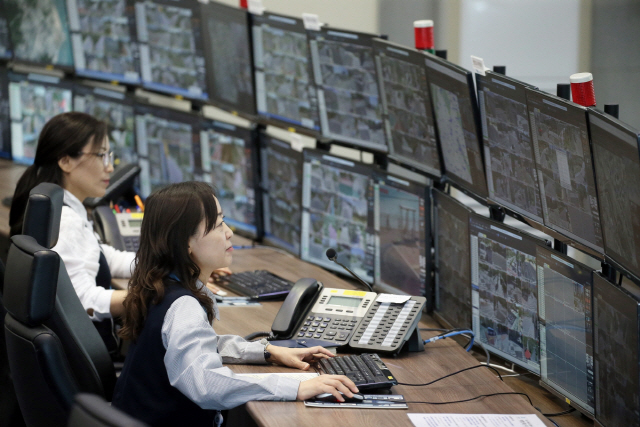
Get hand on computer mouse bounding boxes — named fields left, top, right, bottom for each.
left=314, top=392, right=365, bottom=403
left=296, top=375, right=359, bottom=402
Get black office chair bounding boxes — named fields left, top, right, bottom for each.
left=67, top=394, right=147, bottom=427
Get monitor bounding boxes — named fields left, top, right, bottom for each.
left=73, top=84, right=137, bottom=169
left=588, top=108, right=640, bottom=281
left=251, top=11, right=319, bottom=135
left=0, top=67, right=10, bottom=159
left=0, top=12, right=11, bottom=59
left=194, top=119, right=260, bottom=239
left=260, top=133, right=304, bottom=256
left=433, top=188, right=473, bottom=329
left=373, top=172, right=431, bottom=299
left=470, top=213, right=543, bottom=373
left=593, top=272, right=640, bottom=427
left=526, top=88, right=603, bottom=255
left=134, top=103, right=199, bottom=197
left=8, top=71, right=73, bottom=165
left=308, top=27, right=386, bottom=152
left=201, top=1, right=255, bottom=117
left=424, top=53, right=487, bottom=200
left=67, top=0, right=140, bottom=84
left=301, top=149, right=376, bottom=282
left=373, top=38, right=441, bottom=179
left=537, top=245, right=594, bottom=416
left=476, top=71, right=543, bottom=224
left=133, top=0, right=207, bottom=100
left=4, top=0, right=74, bottom=69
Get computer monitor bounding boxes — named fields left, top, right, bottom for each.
left=476, top=71, right=543, bottom=224
left=537, top=245, right=594, bottom=416
left=372, top=39, right=441, bottom=179
left=470, top=213, right=543, bottom=373
left=194, top=119, right=260, bottom=239
left=134, top=103, right=199, bottom=197
left=260, top=133, right=304, bottom=256
left=433, top=188, right=473, bottom=329
left=525, top=88, right=603, bottom=256
left=4, top=0, right=74, bottom=69
left=0, top=67, right=10, bottom=159
left=424, top=53, right=487, bottom=200
left=373, top=172, right=431, bottom=299
left=301, top=148, right=376, bottom=283
left=251, top=11, right=319, bottom=135
left=593, top=272, right=640, bottom=427
left=73, top=84, right=137, bottom=169
left=201, top=1, right=255, bottom=117
left=0, top=12, right=11, bottom=59
left=67, top=0, right=140, bottom=84
left=308, top=27, right=386, bottom=152
left=588, top=108, right=640, bottom=281
left=8, top=71, right=73, bottom=165
left=133, top=0, right=207, bottom=100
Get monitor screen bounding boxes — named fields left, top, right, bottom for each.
left=373, top=39, right=440, bottom=179
left=4, top=0, right=74, bottom=68
left=308, top=27, right=386, bottom=152
left=8, top=72, right=73, bottom=165
left=425, top=54, right=487, bottom=200
left=526, top=88, right=603, bottom=254
left=260, top=133, right=303, bottom=256
left=251, top=11, right=319, bottom=134
left=593, top=272, right=640, bottom=427
left=135, top=104, right=198, bottom=197
left=201, top=1, right=255, bottom=116
left=134, top=0, right=207, bottom=100
left=588, top=109, right=640, bottom=280
left=476, top=71, right=543, bottom=223
left=67, top=0, right=140, bottom=84
left=0, top=12, right=11, bottom=59
left=0, top=68, right=10, bottom=159
left=73, top=85, right=137, bottom=169
left=433, top=189, right=473, bottom=329
left=374, top=173, right=430, bottom=298
left=470, top=214, right=542, bottom=373
left=195, top=119, right=258, bottom=238
left=301, top=149, right=376, bottom=282
left=537, top=245, right=594, bottom=415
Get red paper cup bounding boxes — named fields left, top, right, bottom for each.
left=414, top=20, right=434, bottom=51
left=570, top=72, right=596, bottom=107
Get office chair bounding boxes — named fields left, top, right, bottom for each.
left=67, top=394, right=148, bottom=427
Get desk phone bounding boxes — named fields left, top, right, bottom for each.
left=93, top=206, right=142, bottom=252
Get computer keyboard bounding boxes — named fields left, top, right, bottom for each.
left=217, top=270, right=294, bottom=300
left=317, top=353, right=398, bottom=391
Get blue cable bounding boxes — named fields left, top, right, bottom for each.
left=423, top=330, right=475, bottom=352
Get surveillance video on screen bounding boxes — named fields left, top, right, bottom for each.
left=0, top=14, right=11, bottom=58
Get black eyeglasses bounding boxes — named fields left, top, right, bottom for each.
left=79, top=151, right=114, bottom=167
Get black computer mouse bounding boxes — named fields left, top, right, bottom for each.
left=313, top=392, right=365, bottom=403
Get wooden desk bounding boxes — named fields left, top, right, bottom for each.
left=0, top=159, right=27, bottom=262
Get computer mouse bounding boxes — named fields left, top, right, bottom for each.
left=313, top=392, right=365, bottom=403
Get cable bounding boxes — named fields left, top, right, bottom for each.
left=546, top=418, right=560, bottom=427
left=423, top=330, right=474, bottom=347
left=397, top=364, right=503, bottom=386
left=243, top=331, right=272, bottom=341
left=405, top=391, right=532, bottom=407
left=419, top=328, right=449, bottom=333
left=542, top=408, right=575, bottom=417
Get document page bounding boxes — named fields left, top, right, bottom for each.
left=408, top=413, right=546, bottom=427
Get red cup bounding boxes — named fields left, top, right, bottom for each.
left=239, top=0, right=248, bottom=9
left=570, top=73, right=596, bottom=107
left=414, top=20, right=434, bottom=51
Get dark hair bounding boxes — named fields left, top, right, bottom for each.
left=9, top=112, right=108, bottom=236
left=119, top=181, right=219, bottom=341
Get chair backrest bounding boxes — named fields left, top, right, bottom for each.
left=67, top=394, right=148, bottom=427
left=23, top=182, right=64, bottom=249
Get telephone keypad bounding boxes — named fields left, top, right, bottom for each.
left=295, top=313, right=361, bottom=343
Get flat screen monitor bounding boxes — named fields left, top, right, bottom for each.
left=134, top=103, right=198, bottom=197
left=251, top=11, right=319, bottom=135
left=373, top=39, right=441, bottom=179
left=537, top=245, right=594, bottom=416
left=8, top=72, right=73, bottom=165
left=73, top=84, right=137, bottom=170
left=133, top=0, right=207, bottom=100
left=308, top=27, right=386, bottom=152
left=373, top=172, right=430, bottom=299
left=0, top=68, right=10, bottom=159
left=470, top=213, right=542, bottom=373
left=195, top=119, right=259, bottom=239
left=301, top=149, right=376, bottom=282
left=260, top=133, right=303, bottom=256
left=526, top=88, right=603, bottom=255
left=4, top=0, right=74, bottom=69
left=588, top=109, right=640, bottom=281
left=201, top=1, right=255, bottom=117
left=476, top=71, right=543, bottom=224
left=67, top=0, right=140, bottom=84
left=424, top=53, right=487, bottom=200
left=433, top=188, right=473, bottom=329
left=0, top=12, right=11, bottom=59
left=593, top=272, right=640, bottom=427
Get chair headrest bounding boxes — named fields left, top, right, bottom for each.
left=4, top=235, right=60, bottom=326
left=23, top=183, right=64, bottom=249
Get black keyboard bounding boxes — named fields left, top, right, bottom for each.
left=317, top=353, right=398, bottom=391
left=217, top=270, right=294, bottom=300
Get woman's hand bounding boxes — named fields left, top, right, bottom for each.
left=296, top=375, right=359, bottom=402
left=266, top=345, right=333, bottom=370
left=206, top=267, right=232, bottom=295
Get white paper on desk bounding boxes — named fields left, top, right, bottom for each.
left=408, top=413, right=546, bottom=427
left=376, top=294, right=411, bottom=304
left=236, top=372, right=319, bottom=381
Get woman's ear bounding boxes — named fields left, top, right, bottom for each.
left=58, top=155, right=74, bottom=173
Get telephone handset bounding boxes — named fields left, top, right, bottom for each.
left=92, top=206, right=143, bottom=252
